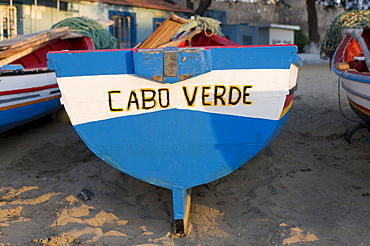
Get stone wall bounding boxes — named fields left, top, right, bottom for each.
left=172, top=0, right=344, bottom=44
left=277, top=0, right=344, bottom=43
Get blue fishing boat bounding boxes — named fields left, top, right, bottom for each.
left=47, top=24, right=301, bottom=235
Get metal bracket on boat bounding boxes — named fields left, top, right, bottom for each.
left=133, top=47, right=212, bottom=83
left=164, top=47, right=178, bottom=77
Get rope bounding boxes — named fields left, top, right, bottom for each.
left=177, top=15, right=224, bottom=37
left=337, top=76, right=370, bottom=142
left=320, top=10, right=370, bottom=60
left=337, top=77, right=362, bottom=123
left=51, top=17, right=117, bottom=50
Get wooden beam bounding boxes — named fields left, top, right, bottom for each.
left=137, top=14, right=188, bottom=49
left=0, top=27, right=69, bottom=50
left=0, top=27, right=70, bottom=66
left=158, top=27, right=202, bottom=48
left=0, top=28, right=69, bottom=59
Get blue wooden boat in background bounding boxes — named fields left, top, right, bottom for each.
left=47, top=29, right=301, bottom=235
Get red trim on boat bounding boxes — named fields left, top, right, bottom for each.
left=348, top=97, right=370, bottom=116
left=0, top=83, right=59, bottom=96
left=283, top=94, right=294, bottom=109
left=279, top=93, right=295, bottom=119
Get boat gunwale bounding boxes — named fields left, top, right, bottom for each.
left=47, top=44, right=298, bottom=54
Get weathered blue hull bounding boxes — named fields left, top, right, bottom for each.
left=75, top=108, right=289, bottom=190
left=47, top=44, right=301, bottom=235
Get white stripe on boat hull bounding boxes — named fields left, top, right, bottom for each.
left=0, top=72, right=60, bottom=110
left=59, top=66, right=298, bottom=126
left=341, top=78, right=370, bottom=110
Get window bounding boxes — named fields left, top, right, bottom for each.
left=0, top=5, right=17, bottom=40
left=153, top=18, right=165, bottom=31
left=109, top=11, right=136, bottom=48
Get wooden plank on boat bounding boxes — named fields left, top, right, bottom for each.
left=158, top=27, right=202, bottom=48
left=0, top=47, right=37, bottom=67
left=137, top=14, right=188, bottom=49
left=0, top=27, right=71, bottom=66
left=0, top=27, right=69, bottom=50
left=0, top=30, right=70, bottom=59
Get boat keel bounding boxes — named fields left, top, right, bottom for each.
left=172, top=188, right=192, bottom=236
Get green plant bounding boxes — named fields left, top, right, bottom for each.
left=294, top=28, right=309, bottom=53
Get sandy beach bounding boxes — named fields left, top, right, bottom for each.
left=0, top=63, right=369, bottom=245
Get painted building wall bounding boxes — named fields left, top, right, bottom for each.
left=80, top=2, right=186, bottom=43
left=0, top=0, right=190, bottom=47
left=0, top=0, right=84, bottom=35
left=268, top=28, right=294, bottom=44
left=258, top=26, right=298, bottom=45
left=79, top=2, right=189, bottom=46
left=20, top=4, right=63, bottom=34
left=221, top=24, right=258, bottom=45
left=258, top=27, right=269, bottom=45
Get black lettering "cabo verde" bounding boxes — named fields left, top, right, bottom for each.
left=108, top=85, right=252, bottom=112
left=108, top=88, right=170, bottom=112
left=182, top=85, right=252, bottom=107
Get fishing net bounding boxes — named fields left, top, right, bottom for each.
left=177, top=15, right=225, bottom=37
left=51, top=17, right=117, bottom=49
left=320, top=10, right=370, bottom=60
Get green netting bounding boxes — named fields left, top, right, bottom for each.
left=320, top=10, right=370, bottom=60
left=177, top=15, right=224, bottom=37
left=51, top=17, right=117, bottom=50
